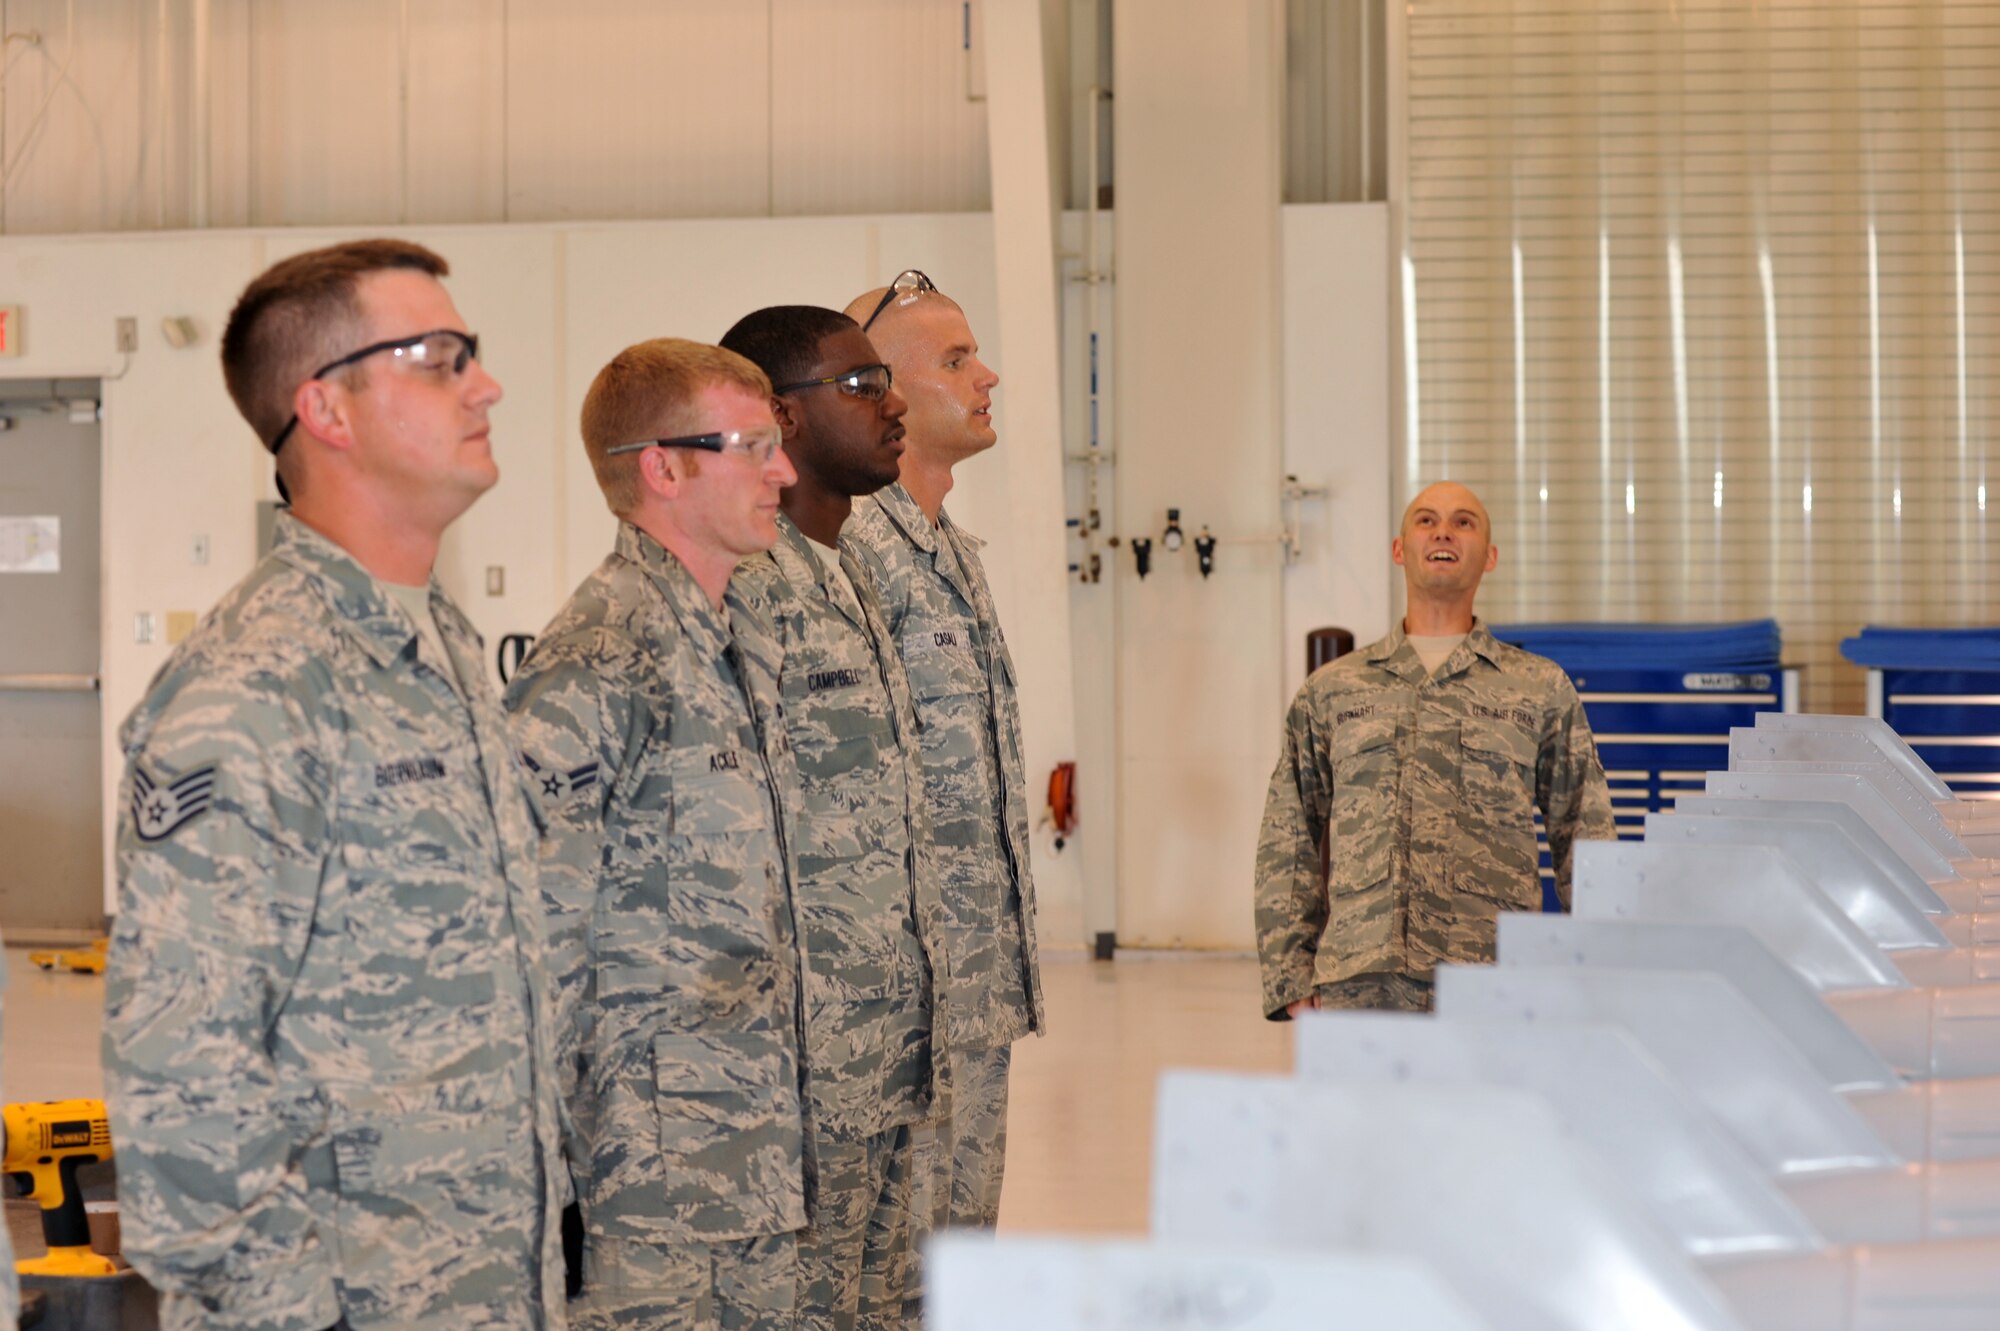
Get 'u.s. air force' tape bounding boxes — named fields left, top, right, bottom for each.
left=521, top=752, right=600, bottom=803
left=131, top=762, right=217, bottom=842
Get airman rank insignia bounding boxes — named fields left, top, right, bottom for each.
left=522, top=752, right=600, bottom=802
left=131, top=762, right=217, bottom=842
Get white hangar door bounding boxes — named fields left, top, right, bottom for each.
left=0, top=382, right=104, bottom=936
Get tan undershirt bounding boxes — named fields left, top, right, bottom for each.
left=383, top=580, right=464, bottom=696
left=1410, top=632, right=1468, bottom=677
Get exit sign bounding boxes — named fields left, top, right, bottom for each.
left=0, top=306, right=21, bottom=356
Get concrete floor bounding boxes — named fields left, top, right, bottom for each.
left=1, top=947, right=1294, bottom=1235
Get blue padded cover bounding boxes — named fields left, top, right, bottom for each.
left=1489, top=619, right=1782, bottom=672
left=1841, top=625, right=2000, bottom=670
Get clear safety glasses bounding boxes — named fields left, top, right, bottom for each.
left=860, top=269, right=936, bottom=332
left=268, top=329, right=481, bottom=454
left=771, top=363, right=894, bottom=402
left=604, top=423, right=785, bottom=465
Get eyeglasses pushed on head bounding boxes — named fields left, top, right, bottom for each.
left=605, top=424, right=785, bottom=466
left=860, top=270, right=936, bottom=333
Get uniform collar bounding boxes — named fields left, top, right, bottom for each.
left=617, top=520, right=734, bottom=666
left=1367, top=616, right=1502, bottom=681
left=273, top=511, right=468, bottom=671
left=772, top=512, right=866, bottom=630
left=870, top=482, right=941, bottom=554
left=771, top=511, right=825, bottom=590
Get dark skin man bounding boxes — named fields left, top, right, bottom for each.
left=771, top=323, right=908, bottom=536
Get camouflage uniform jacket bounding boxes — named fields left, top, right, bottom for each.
left=504, top=521, right=814, bottom=1246
left=102, top=513, right=568, bottom=1331
left=732, top=513, right=946, bottom=1142
left=847, top=483, right=1044, bottom=1050
left=1254, top=619, right=1615, bottom=1018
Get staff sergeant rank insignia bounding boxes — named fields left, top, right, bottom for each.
left=131, top=761, right=218, bottom=842
left=521, top=752, right=600, bottom=803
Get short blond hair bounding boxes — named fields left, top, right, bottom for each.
left=579, top=338, right=771, bottom=514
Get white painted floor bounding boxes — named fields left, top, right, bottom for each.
left=1, top=946, right=1293, bottom=1235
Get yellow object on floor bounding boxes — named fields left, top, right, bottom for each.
left=24, top=940, right=106, bottom=975
left=3, top=1098, right=118, bottom=1277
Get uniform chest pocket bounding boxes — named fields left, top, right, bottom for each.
left=902, top=631, right=983, bottom=701
left=1331, top=717, right=1399, bottom=787
left=1459, top=720, right=1539, bottom=814
left=781, top=670, right=898, bottom=786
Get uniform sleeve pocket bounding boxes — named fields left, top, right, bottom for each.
left=651, top=1029, right=805, bottom=1239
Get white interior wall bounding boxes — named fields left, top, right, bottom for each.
left=1110, top=0, right=1286, bottom=950
left=1280, top=203, right=1394, bottom=701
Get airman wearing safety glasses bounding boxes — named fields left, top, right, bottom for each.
left=504, top=338, right=815, bottom=1331
left=721, top=305, right=949, bottom=1331
left=104, top=239, right=571, bottom=1331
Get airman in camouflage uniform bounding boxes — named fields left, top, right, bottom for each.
left=103, top=240, right=569, bottom=1331
left=504, top=338, right=813, bottom=1331
left=842, top=277, right=1045, bottom=1263
left=1255, top=482, right=1615, bottom=1020
left=721, top=305, right=947, bottom=1331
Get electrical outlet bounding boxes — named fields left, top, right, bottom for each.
left=191, top=534, right=210, bottom=566
left=134, top=612, right=157, bottom=644
left=116, top=317, right=139, bottom=353
left=485, top=566, right=505, bottom=596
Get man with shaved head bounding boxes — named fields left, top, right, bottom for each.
left=840, top=272, right=1044, bottom=1294
left=1254, top=481, right=1614, bottom=1018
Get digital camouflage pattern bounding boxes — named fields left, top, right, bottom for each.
left=846, top=482, right=1042, bottom=1268
left=503, top=522, right=812, bottom=1330
left=1315, top=973, right=1434, bottom=1013
left=103, top=513, right=568, bottom=1331
left=794, top=1124, right=915, bottom=1331
left=925, top=1044, right=1010, bottom=1229
left=845, top=484, right=1041, bottom=1049
left=732, top=516, right=940, bottom=1138
left=1255, top=620, right=1616, bottom=1019
left=577, top=1232, right=795, bottom=1331
left=733, top=514, right=943, bottom=1330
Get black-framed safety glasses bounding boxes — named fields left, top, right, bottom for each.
left=860, top=269, right=937, bottom=333
left=604, top=425, right=785, bottom=465
left=267, top=328, right=481, bottom=454
left=771, top=363, right=894, bottom=402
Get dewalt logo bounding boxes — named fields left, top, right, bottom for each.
left=48, top=1121, right=92, bottom=1149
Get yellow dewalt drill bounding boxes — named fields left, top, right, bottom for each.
left=3, top=1098, right=118, bottom=1277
